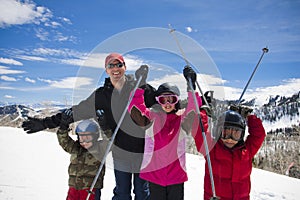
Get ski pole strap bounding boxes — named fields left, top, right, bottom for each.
left=188, top=78, right=217, bottom=198
left=86, top=77, right=143, bottom=200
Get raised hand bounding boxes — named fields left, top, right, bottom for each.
left=183, top=65, right=196, bottom=90
left=59, top=109, right=74, bottom=130
left=229, top=104, right=253, bottom=119
left=135, top=65, right=149, bottom=86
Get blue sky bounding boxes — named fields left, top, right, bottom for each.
left=0, top=0, right=299, bottom=106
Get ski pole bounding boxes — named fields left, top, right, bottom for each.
left=188, top=77, right=218, bottom=199
left=237, top=47, right=269, bottom=105
left=86, top=76, right=143, bottom=200
left=195, top=80, right=211, bottom=108
left=168, top=24, right=212, bottom=109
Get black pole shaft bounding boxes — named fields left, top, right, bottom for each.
left=86, top=77, right=143, bottom=200
left=237, top=47, right=269, bottom=105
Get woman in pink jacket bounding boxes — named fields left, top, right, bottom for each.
left=193, top=109, right=265, bottom=200
left=128, top=67, right=208, bottom=200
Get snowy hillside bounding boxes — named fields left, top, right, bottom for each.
left=0, top=127, right=299, bottom=200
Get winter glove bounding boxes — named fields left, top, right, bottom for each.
left=96, top=109, right=113, bottom=139
left=201, top=91, right=213, bottom=106
left=200, top=105, right=213, bottom=118
left=135, top=65, right=148, bottom=87
left=183, top=65, right=196, bottom=91
left=229, top=104, right=253, bottom=119
left=22, top=113, right=62, bottom=134
left=59, top=109, right=74, bottom=130
left=22, top=117, right=47, bottom=134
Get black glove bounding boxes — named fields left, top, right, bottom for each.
left=135, top=65, right=148, bottom=87
left=22, top=113, right=62, bottom=134
left=202, top=91, right=213, bottom=105
left=59, top=109, right=74, bottom=130
left=22, top=117, right=46, bottom=134
left=183, top=65, right=196, bottom=91
left=229, top=104, right=253, bottom=119
left=96, top=109, right=113, bottom=139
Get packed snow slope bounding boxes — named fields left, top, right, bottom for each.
left=0, top=127, right=299, bottom=199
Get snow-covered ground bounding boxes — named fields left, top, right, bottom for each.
left=0, top=127, right=299, bottom=199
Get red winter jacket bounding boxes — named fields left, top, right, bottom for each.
left=193, top=115, right=265, bottom=200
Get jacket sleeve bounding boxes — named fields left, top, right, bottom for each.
left=244, top=115, right=266, bottom=157
left=40, top=90, right=97, bottom=129
left=56, top=129, right=79, bottom=154
left=140, top=83, right=156, bottom=108
left=72, top=91, right=97, bottom=122
left=128, top=88, right=151, bottom=119
left=184, top=91, right=202, bottom=116
left=190, top=109, right=214, bottom=154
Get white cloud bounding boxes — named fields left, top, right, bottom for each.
left=45, top=21, right=61, bottom=28
left=54, top=32, right=69, bottom=41
left=244, top=78, right=300, bottom=105
left=35, top=28, right=49, bottom=41
left=148, top=72, right=226, bottom=99
left=0, top=0, right=75, bottom=42
left=0, top=75, right=17, bottom=81
left=50, top=77, right=94, bottom=89
left=16, top=55, right=48, bottom=62
left=4, top=94, right=15, bottom=99
left=59, top=17, right=72, bottom=25
left=0, top=66, right=25, bottom=74
left=217, top=78, right=300, bottom=106
left=0, top=86, right=14, bottom=90
left=0, top=57, right=23, bottom=66
left=0, top=0, right=52, bottom=28
left=25, top=77, right=36, bottom=83
left=33, top=47, right=84, bottom=58
left=37, top=77, right=53, bottom=84
left=186, top=26, right=193, bottom=33
left=148, top=72, right=299, bottom=106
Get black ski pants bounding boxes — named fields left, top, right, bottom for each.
left=149, top=182, right=184, bottom=200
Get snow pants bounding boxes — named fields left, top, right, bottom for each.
left=149, top=182, right=184, bottom=200
left=66, top=187, right=101, bottom=200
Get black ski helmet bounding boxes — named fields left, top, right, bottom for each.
left=155, top=82, right=180, bottom=112
left=223, top=110, right=246, bottom=129
left=213, top=110, right=246, bottom=140
left=156, top=82, right=180, bottom=96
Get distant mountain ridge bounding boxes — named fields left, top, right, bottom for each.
left=0, top=91, right=299, bottom=131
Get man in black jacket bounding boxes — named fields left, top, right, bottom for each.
left=22, top=52, right=156, bottom=200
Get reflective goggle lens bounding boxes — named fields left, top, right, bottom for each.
left=79, top=139, right=93, bottom=144
left=77, top=133, right=95, bottom=143
left=156, top=95, right=179, bottom=105
left=106, top=62, right=124, bottom=69
left=221, top=126, right=243, bottom=141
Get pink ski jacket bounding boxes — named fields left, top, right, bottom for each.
left=128, top=88, right=205, bottom=186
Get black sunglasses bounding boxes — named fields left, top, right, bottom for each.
left=106, top=62, right=124, bottom=69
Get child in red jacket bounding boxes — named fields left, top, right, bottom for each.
left=193, top=109, right=265, bottom=200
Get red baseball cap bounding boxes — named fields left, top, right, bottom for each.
left=105, top=53, right=125, bottom=67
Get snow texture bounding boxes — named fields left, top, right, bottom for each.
left=0, top=127, right=299, bottom=199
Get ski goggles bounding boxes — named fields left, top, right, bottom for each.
left=156, top=94, right=179, bottom=106
left=221, top=126, right=243, bottom=141
left=77, top=133, right=95, bottom=143
left=106, top=62, right=124, bottom=69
